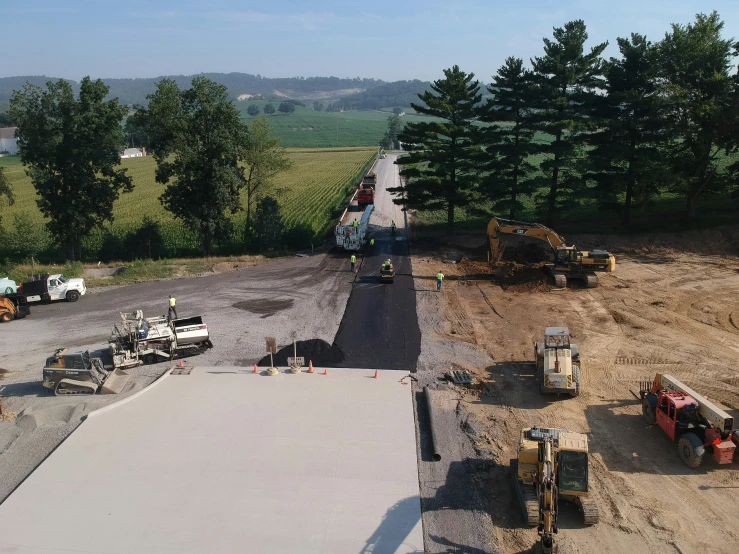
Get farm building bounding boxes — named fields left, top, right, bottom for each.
left=120, top=147, right=146, bottom=159
left=0, top=127, right=18, bottom=156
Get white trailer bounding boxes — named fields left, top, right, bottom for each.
left=335, top=205, right=373, bottom=251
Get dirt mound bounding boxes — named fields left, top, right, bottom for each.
left=258, top=339, right=345, bottom=367
left=497, top=264, right=551, bottom=292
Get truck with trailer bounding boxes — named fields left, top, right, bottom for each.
left=109, top=311, right=213, bottom=369
left=641, top=373, right=738, bottom=467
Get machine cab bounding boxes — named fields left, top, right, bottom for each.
left=544, top=327, right=571, bottom=350
left=555, top=247, right=583, bottom=268
left=655, top=392, right=699, bottom=441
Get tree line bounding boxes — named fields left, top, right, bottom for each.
left=392, top=12, right=739, bottom=234
left=4, top=76, right=292, bottom=261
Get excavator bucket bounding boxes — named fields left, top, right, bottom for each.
left=100, top=368, right=130, bottom=395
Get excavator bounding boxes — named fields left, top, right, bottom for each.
left=511, top=427, right=600, bottom=553
left=487, top=217, right=616, bottom=288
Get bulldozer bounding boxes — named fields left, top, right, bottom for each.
left=511, top=427, right=600, bottom=553
left=42, top=348, right=130, bottom=395
left=535, top=327, right=581, bottom=396
left=487, top=217, right=616, bottom=288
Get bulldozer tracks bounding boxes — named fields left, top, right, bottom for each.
left=614, top=356, right=684, bottom=365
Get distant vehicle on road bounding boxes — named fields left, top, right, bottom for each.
left=0, top=277, right=17, bottom=295
left=380, top=153, right=387, bottom=159
left=16, top=273, right=87, bottom=303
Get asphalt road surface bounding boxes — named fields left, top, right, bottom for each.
left=332, top=154, right=421, bottom=370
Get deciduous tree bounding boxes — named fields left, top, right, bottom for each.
left=263, top=103, right=276, bottom=115
left=241, top=117, right=292, bottom=231
left=10, top=77, right=132, bottom=261
left=392, top=66, right=482, bottom=235
left=135, top=77, right=247, bottom=256
left=246, top=104, right=260, bottom=117
left=530, top=20, right=607, bottom=226
left=278, top=101, right=296, bottom=114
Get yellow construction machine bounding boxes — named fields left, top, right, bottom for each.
left=511, top=427, right=599, bottom=553
left=535, top=327, right=581, bottom=397
left=487, top=217, right=616, bottom=288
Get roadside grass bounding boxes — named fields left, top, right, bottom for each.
left=0, top=261, right=84, bottom=284
left=0, top=156, right=22, bottom=168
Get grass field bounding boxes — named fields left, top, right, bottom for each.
left=236, top=102, right=437, bottom=148
left=0, top=147, right=376, bottom=259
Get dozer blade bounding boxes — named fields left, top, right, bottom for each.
left=100, top=368, right=130, bottom=395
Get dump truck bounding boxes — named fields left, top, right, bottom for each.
left=0, top=296, right=30, bottom=323
left=357, top=186, right=375, bottom=206
left=108, top=311, right=213, bottom=369
left=335, top=205, right=374, bottom=251
left=535, top=327, right=581, bottom=396
left=488, top=217, right=616, bottom=288
left=511, top=427, right=600, bottom=553
left=14, top=273, right=87, bottom=303
left=641, top=373, right=738, bottom=468
left=42, top=348, right=129, bottom=395
left=361, top=172, right=377, bottom=188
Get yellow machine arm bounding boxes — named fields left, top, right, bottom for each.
left=538, top=439, right=558, bottom=554
left=487, top=217, right=566, bottom=264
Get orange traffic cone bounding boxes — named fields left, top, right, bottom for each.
left=178, top=359, right=184, bottom=368
left=253, top=364, right=258, bottom=374
left=323, top=368, right=328, bottom=376
left=308, top=360, right=314, bottom=373
left=373, top=369, right=379, bottom=379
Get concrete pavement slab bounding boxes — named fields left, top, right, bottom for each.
left=0, top=367, right=423, bottom=554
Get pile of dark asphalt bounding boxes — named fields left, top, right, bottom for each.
left=257, top=339, right=345, bottom=367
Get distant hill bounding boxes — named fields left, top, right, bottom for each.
left=334, top=80, right=432, bottom=110
left=0, top=73, right=431, bottom=108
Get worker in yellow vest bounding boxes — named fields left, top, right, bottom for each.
left=168, top=295, right=178, bottom=320
left=350, top=254, right=356, bottom=273
left=436, top=271, right=444, bottom=292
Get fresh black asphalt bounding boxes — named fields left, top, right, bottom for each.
left=332, top=238, right=421, bottom=371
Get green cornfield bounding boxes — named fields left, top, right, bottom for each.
left=0, top=147, right=376, bottom=259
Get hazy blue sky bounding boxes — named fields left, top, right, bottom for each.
left=3, top=1, right=738, bottom=82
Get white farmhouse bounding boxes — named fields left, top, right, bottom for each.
left=0, top=127, right=19, bottom=156
left=120, top=147, right=146, bottom=159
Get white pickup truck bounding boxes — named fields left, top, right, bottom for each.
left=19, top=273, right=87, bottom=302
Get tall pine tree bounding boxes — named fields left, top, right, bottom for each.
left=658, top=11, right=739, bottom=217
left=585, top=34, right=666, bottom=226
left=478, top=57, right=537, bottom=220
left=391, top=66, right=481, bottom=235
left=530, top=20, right=607, bottom=227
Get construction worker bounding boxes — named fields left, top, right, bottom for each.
left=384, top=259, right=392, bottom=270
left=370, top=238, right=375, bottom=247
left=436, top=271, right=444, bottom=292
left=353, top=219, right=358, bottom=228
left=350, top=254, right=356, bottom=273
left=168, top=295, right=178, bottom=320
left=391, top=220, right=396, bottom=235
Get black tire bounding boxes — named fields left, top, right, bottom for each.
left=678, top=434, right=704, bottom=468
left=66, top=290, right=80, bottom=302
left=642, top=398, right=656, bottom=424
left=143, top=354, right=156, bottom=365
left=0, top=311, right=12, bottom=323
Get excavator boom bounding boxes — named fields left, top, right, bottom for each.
left=488, top=217, right=566, bottom=263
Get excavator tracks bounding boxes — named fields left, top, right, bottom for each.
left=55, top=379, right=98, bottom=395
left=511, top=460, right=540, bottom=527
left=578, top=497, right=601, bottom=525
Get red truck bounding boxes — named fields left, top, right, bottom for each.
left=357, top=186, right=374, bottom=206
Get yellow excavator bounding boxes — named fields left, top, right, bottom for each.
left=487, top=218, right=616, bottom=288
left=511, top=427, right=600, bottom=553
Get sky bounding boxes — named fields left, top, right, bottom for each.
left=2, top=0, right=739, bottom=83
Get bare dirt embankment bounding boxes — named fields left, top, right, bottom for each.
left=412, top=226, right=739, bottom=554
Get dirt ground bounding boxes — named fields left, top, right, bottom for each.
left=411, top=228, right=739, bottom=554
